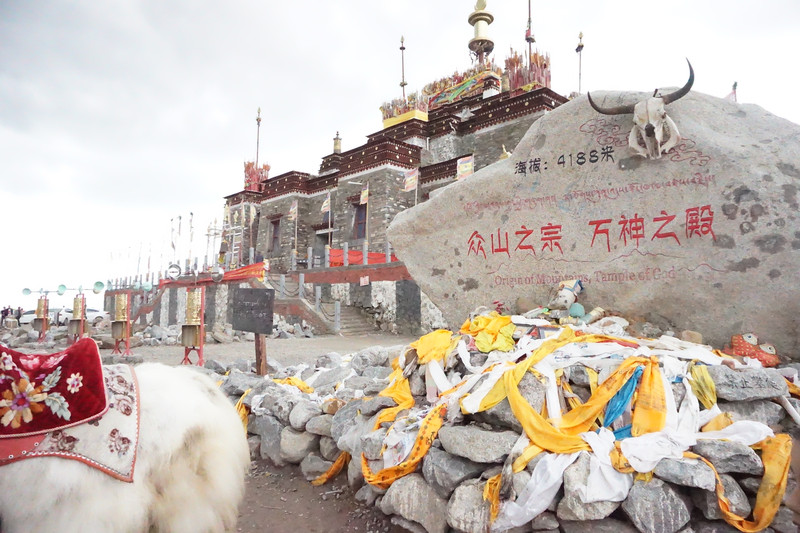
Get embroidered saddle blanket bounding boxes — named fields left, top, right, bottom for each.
left=0, top=339, right=140, bottom=481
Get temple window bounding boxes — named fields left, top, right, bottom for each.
left=354, top=204, right=367, bottom=240
left=268, top=219, right=280, bottom=251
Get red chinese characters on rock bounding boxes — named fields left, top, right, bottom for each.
left=466, top=205, right=716, bottom=260
left=589, top=205, right=715, bottom=251
left=540, top=223, right=563, bottom=253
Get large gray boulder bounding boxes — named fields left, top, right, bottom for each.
left=446, top=479, right=531, bottom=533
left=653, top=457, right=716, bottom=491
left=692, top=439, right=764, bottom=475
left=220, top=369, right=267, bottom=396
left=422, top=446, right=486, bottom=499
left=305, top=414, right=333, bottom=437
left=445, top=479, right=495, bottom=533
left=621, top=478, right=692, bottom=533
left=351, top=346, right=390, bottom=373
left=309, top=365, right=353, bottom=392
left=720, top=399, right=785, bottom=426
left=380, top=474, right=448, bottom=533
left=259, top=386, right=302, bottom=425
left=471, top=371, right=547, bottom=432
left=330, top=398, right=364, bottom=443
left=248, top=414, right=286, bottom=466
left=437, top=425, right=518, bottom=463
left=560, top=518, right=639, bottom=533
left=557, top=453, right=620, bottom=521
left=288, top=399, right=322, bottom=431
left=361, top=428, right=387, bottom=461
left=705, top=366, right=788, bottom=401
left=388, top=90, right=800, bottom=356
left=299, top=452, right=333, bottom=482
left=279, top=427, right=319, bottom=464
left=691, top=474, right=751, bottom=520
left=319, top=435, right=340, bottom=461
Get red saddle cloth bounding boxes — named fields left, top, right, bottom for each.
left=0, top=338, right=108, bottom=438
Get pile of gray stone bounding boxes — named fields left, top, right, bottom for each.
left=206, top=337, right=799, bottom=533
left=0, top=309, right=312, bottom=351
left=269, top=315, right=315, bottom=340
left=1, top=324, right=71, bottom=350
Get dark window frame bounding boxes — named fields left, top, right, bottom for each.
left=353, top=204, right=366, bottom=240
left=269, top=219, right=280, bottom=252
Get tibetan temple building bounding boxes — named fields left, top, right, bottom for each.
left=221, top=2, right=567, bottom=273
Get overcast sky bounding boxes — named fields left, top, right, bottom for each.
left=1, top=0, right=798, bottom=312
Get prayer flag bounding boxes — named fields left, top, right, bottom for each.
left=456, top=155, right=474, bottom=181
left=403, top=168, right=418, bottom=192
left=321, top=192, right=331, bottom=213
left=360, top=183, right=369, bottom=205
left=288, top=199, right=298, bottom=221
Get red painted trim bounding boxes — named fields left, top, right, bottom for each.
left=301, top=263, right=412, bottom=284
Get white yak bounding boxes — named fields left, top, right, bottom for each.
left=0, top=363, right=250, bottom=533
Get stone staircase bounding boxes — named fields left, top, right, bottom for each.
left=265, top=275, right=378, bottom=336
left=335, top=304, right=379, bottom=336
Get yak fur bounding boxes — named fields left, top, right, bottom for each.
left=0, top=363, right=250, bottom=533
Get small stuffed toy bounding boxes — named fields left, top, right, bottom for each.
left=548, top=280, right=584, bottom=310
left=722, top=333, right=780, bottom=367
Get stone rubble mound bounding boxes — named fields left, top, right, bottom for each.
left=0, top=312, right=312, bottom=351
left=211, top=298, right=800, bottom=533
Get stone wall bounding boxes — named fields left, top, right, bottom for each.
left=256, top=196, right=297, bottom=273
left=323, top=277, right=444, bottom=335
left=396, top=280, right=422, bottom=335
left=426, top=111, right=544, bottom=170
left=107, top=272, right=447, bottom=337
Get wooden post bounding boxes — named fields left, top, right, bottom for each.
left=255, top=333, right=267, bottom=376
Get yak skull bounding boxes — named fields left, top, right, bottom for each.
left=588, top=60, right=694, bottom=159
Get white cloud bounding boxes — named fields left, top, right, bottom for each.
left=1, top=0, right=799, bottom=310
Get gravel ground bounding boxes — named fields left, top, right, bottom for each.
left=123, top=332, right=421, bottom=368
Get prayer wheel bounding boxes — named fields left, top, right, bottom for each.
left=33, top=298, right=48, bottom=333
left=181, top=287, right=204, bottom=349
left=114, top=293, right=128, bottom=322
left=186, top=288, right=202, bottom=326
left=68, top=297, right=85, bottom=336
left=112, top=293, right=129, bottom=340
left=73, top=296, right=85, bottom=318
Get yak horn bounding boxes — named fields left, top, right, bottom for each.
left=587, top=92, right=636, bottom=116
left=661, top=59, right=694, bottom=105
left=588, top=58, right=694, bottom=114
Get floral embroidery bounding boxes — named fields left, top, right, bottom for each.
left=40, top=429, right=79, bottom=452
left=0, top=378, right=48, bottom=428
left=107, top=428, right=131, bottom=456
left=0, top=353, right=14, bottom=371
left=66, top=373, right=83, bottom=394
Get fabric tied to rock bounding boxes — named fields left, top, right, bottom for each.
left=361, top=403, right=447, bottom=489
left=688, top=362, right=717, bottom=410
left=603, top=366, right=643, bottom=428
left=687, top=434, right=792, bottom=533
left=273, top=377, right=314, bottom=393
left=460, top=313, right=515, bottom=353
left=234, top=389, right=251, bottom=431
left=311, top=451, right=350, bottom=486
left=371, top=367, right=414, bottom=431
